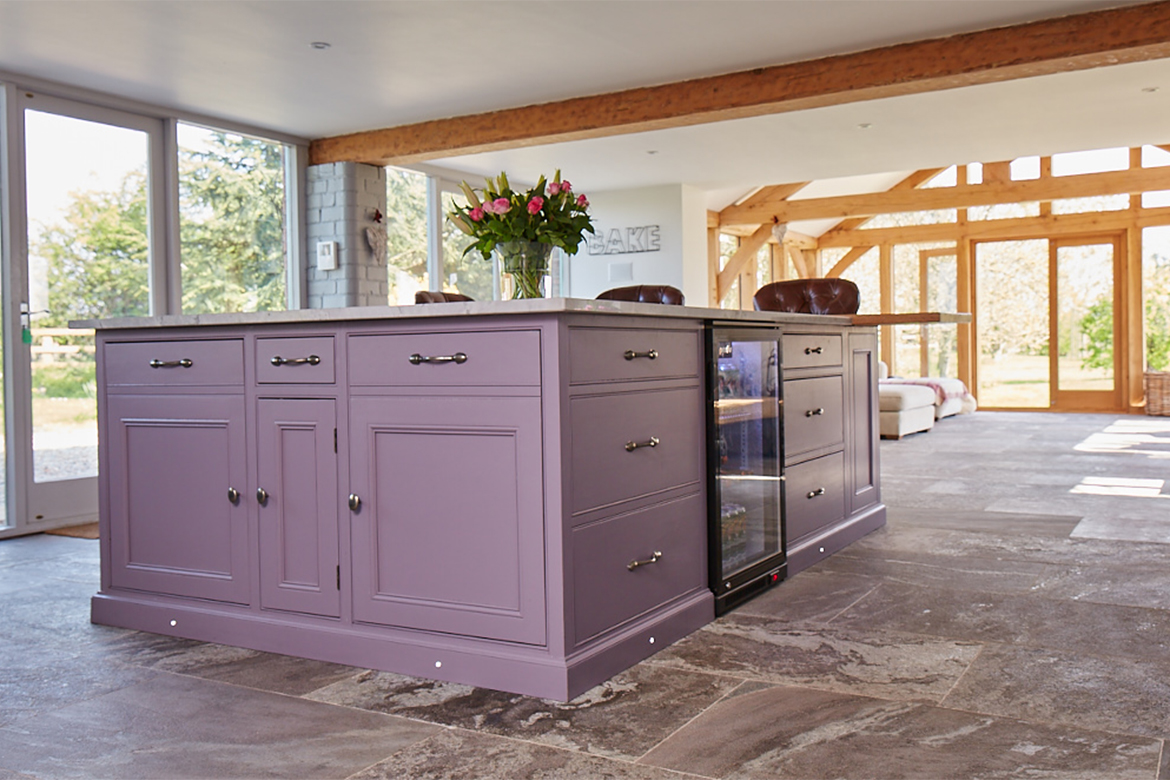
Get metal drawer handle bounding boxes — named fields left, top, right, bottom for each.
left=623, top=349, right=658, bottom=361
left=348, top=493, right=362, bottom=512
left=805, top=346, right=823, bottom=355
left=625, top=436, right=660, bottom=452
left=409, top=352, right=467, bottom=365
left=807, top=487, right=826, bottom=499
left=271, top=354, right=321, bottom=366
left=805, top=408, right=825, bottom=417
left=227, top=487, right=240, bottom=505
left=149, top=358, right=193, bottom=368
left=256, top=488, right=269, bottom=506
left=627, top=551, right=663, bottom=571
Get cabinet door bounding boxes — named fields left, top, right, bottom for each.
left=847, top=332, right=881, bottom=513
left=257, top=399, right=340, bottom=618
left=106, top=394, right=249, bottom=604
left=349, top=396, right=546, bottom=646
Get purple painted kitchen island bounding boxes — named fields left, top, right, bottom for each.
left=83, top=299, right=884, bottom=701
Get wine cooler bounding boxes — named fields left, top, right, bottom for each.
left=706, top=325, right=785, bottom=615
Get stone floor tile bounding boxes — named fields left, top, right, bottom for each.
left=645, top=615, right=980, bottom=703
left=811, top=548, right=1056, bottom=594
left=942, top=643, right=1170, bottom=740
left=730, top=569, right=878, bottom=623
left=107, top=631, right=360, bottom=696
left=888, top=507, right=1082, bottom=537
left=348, top=728, right=699, bottom=780
left=832, top=580, right=1170, bottom=663
left=1071, top=515, right=1170, bottom=545
left=1031, top=561, right=1170, bottom=610
left=638, top=683, right=1162, bottom=780
left=307, top=662, right=738, bottom=762
left=0, top=673, right=439, bottom=779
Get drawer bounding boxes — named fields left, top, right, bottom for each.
left=104, top=339, right=244, bottom=387
left=785, top=451, right=847, bottom=545
left=784, top=375, right=844, bottom=459
left=572, top=492, right=705, bottom=645
left=348, top=330, right=540, bottom=387
left=569, top=327, right=700, bottom=385
left=783, top=333, right=843, bottom=370
left=570, top=387, right=704, bottom=515
left=255, top=336, right=336, bottom=384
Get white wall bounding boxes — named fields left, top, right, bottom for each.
left=565, top=184, right=707, bottom=304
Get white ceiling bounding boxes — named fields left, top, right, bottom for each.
left=1, top=0, right=1166, bottom=214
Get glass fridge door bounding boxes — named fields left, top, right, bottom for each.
left=714, top=335, right=782, bottom=581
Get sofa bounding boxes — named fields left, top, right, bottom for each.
left=878, top=362, right=977, bottom=439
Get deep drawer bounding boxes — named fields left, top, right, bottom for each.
left=347, top=330, right=541, bottom=387
left=570, top=386, right=704, bottom=515
left=104, top=339, right=244, bottom=387
left=784, top=375, right=844, bottom=459
left=572, top=492, right=705, bottom=645
left=782, top=333, right=843, bottom=370
left=785, top=451, right=847, bottom=545
left=569, top=327, right=701, bottom=385
left=255, top=336, right=336, bottom=384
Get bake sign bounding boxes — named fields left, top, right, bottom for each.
left=587, top=225, right=661, bottom=256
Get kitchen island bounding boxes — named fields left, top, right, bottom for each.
left=83, top=298, right=883, bottom=701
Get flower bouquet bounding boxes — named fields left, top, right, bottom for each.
left=448, top=171, right=594, bottom=298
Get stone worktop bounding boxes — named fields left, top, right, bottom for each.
left=71, top=297, right=855, bottom=330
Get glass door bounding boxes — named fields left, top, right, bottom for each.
left=709, top=327, right=784, bottom=612
left=11, top=94, right=160, bottom=531
left=1051, top=236, right=1121, bottom=410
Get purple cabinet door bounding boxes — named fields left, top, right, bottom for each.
left=848, top=333, right=881, bottom=513
left=107, top=394, right=250, bottom=604
left=348, top=395, right=547, bottom=646
left=257, top=398, right=340, bottom=617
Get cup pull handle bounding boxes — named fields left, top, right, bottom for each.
left=627, top=551, right=663, bottom=571
left=625, top=436, right=660, bottom=452
left=409, top=352, right=467, bottom=365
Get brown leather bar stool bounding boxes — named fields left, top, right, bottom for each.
left=752, top=278, right=859, bottom=315
left=414, top=291, right=474, bottom=304
left=596, top=284, right=685, bottom=305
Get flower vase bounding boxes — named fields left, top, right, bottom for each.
left=495, top=241, right=552, bottom=299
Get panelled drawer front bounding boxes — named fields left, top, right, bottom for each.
left=570, top=327, right=700, bottom=385
left=783, top=333, right=843, bottom=370
left=255, top=336, right=336, bottom=384
left=572, top=492, right=705, bottom=645
left=570, top=387, right=704, bottom=515
left=104, top=339, right=244, bottom=387
left=784, top=375, right=844, bottom=459
left=348, top=330, right=540, bottom=387
left=785, top=451, right=847, bottom=545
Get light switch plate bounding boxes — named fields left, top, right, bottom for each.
left=316, top=241, right=338, bottom=271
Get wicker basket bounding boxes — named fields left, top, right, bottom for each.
left=1145, top=371, right=1170, bottom=416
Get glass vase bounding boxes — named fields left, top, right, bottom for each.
left=495, top=241, right=552, bottom=300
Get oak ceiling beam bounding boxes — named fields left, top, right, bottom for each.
left=717, top=225, right=773, bottom=300
left=309, top=2, right=1170, bottom=166
left=815, top=169, right=946, bottom=239
left=735, top=165, right=1170, bottom=224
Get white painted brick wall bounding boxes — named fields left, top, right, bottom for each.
left=306, top=162, right=388, bottom=308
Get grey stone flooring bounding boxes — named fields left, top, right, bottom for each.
left=2, top=410, right=1170, bottom=778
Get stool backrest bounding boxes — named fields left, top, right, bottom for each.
left=415, top=291, right=474, bottom=304
left=596, top=284, right=685, bottom=305
left=753, top=278, right=859, bottom=315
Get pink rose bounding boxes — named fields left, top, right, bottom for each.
left=483, top=197, right=511, bottom=215
left=561, top=180, right=572, bottom=192
left=548, top=182, right=561, bottom=195
left=468, top=206, right=484, bottom=222
left=576, top=194, right=588, bottom=208
left=527, top=196, right=544, bottom=215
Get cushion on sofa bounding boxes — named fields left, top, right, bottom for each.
left=878, top=383, right=936, bottom=412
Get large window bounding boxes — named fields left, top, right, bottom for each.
left=178, top=124, right=287, bottom=314
left=385, top=166, right=428, bottom=304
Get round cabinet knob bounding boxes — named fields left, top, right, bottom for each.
left=227, top=487, right=240, bottom=505
left=256, top=488, right=269, bottom=506
left=348, top=493, right=362, bottom=512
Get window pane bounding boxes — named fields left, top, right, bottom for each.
left=442, top=191, right=497, bottom=301
left=976, top=239, right=1050, bottom=408
left=385, top=167, right=428, bottom=304
left=178, top=124, right=286, bottom=314
left=25, top=110, right=150, bottom=484
left=1144, top=226, right=1170, bottom=372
